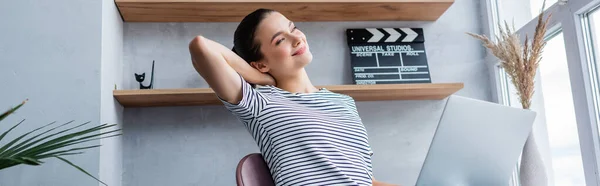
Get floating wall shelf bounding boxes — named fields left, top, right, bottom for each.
left=115, top=0, right=455, bottom=22
left=113, top=83, right=464, bottom=107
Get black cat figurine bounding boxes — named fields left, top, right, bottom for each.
left=135, top=60, right=154, bottom=89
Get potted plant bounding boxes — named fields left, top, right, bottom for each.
left=467, top=1, right=552, bottom=185
left=0, top=100, right=121, bottom=186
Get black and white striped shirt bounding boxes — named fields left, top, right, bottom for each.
left=220, top=75, right=373, bottom=186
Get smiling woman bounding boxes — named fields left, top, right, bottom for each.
left=188, top=8, right=397, bottom=186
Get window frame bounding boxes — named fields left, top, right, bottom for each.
left=483, top=0, right=600, bottom=185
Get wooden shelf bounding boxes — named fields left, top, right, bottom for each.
left=115, top=0, right=454, bottom=22
left=113, top=83, right=463, bottom=107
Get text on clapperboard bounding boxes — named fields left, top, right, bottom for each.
left=351, top=45, right=420, bottom=57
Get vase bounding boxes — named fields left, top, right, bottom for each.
left=519, top=131, right=547, bottom=186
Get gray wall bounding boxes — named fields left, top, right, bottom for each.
left=100, top=0, right=125, bottom=185
left=0, top=0, right=103, bottom=185
left=122, top=0, right=490, bottom=185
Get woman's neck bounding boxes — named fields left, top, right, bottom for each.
left=275, top=68, right=319, bottom=94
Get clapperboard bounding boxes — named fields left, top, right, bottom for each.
left=346, top=28, right=431, bottom=84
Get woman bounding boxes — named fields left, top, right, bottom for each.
left=189, top=9, right=397, bottom=186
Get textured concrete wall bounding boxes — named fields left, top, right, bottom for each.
left=122, top=0, right=490, bottom=185
left=0, top=0, right=102, bottom=185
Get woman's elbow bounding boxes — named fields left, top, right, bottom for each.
left=189, top=35, right=207, bottom=55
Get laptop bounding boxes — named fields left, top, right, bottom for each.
left=416, top=95, right=537, bottom=186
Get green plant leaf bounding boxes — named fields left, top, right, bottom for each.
left=0, top=121, right=59, bottom=155
left=1, top=157, right=26, bottom=164
left=0, top=123, right=119, bottom=169
left=32, top=133, right=122, bottom=160
left=0, top=100, right=27, bottom=122
left=0, top=157, right=40, bottom=169
left=38, top=132, right=121, bottom=154
left=47, top=152, right=84, bottom=157
left=55, top=156, right=108, bottom=186
left=18, top=125, right=119, bottom=158
left=0, top=119, right=25, bottom=143
left=0, top=161, right=20, bottom=169
left=2, top=126, right=120, bottom=170
left=0, top=101, right=118, bottom=186
left=35, top=145, right=101, bottom=159
left=73, top=133, right=122, bottom=144
left=1, top=121, right=92, bottom=157
left=20, top=157, right=43, bottom=165
left=0, top=121, right=74, bottom=157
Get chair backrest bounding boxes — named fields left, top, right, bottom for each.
left=236, top=153, right=275, bottom=186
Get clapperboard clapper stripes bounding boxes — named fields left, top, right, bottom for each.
left=347, top=28, right=431, bottom=84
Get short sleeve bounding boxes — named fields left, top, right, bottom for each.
left=218, top=74, right=269, bottom=121
left=342, top=95, right=360, bottom=117
left=366, top=145, right=374, bottom=179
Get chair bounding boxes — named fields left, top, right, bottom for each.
left=236, top=153, right=275, bottom=186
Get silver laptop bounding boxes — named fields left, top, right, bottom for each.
left=416, top=95, right=536, bottom=186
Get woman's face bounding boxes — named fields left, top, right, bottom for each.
left=253, top=12, right=312, bottom=77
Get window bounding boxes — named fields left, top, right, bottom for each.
left=586, top=7, right=600, bottom=133
left=495, top=0, right=558, bottom=30
left=530, top=0, right=557, bottom=17
left=539, top=32, right=586, bottom=186
left=498, top=31, right=586, bottom=186
left=488, top=0, right=600, bottom=185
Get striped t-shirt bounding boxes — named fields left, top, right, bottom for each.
left=220, top=75, right=374, bottom=186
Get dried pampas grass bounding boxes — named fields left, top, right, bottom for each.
left=467, top=4, right=551, bottom=109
